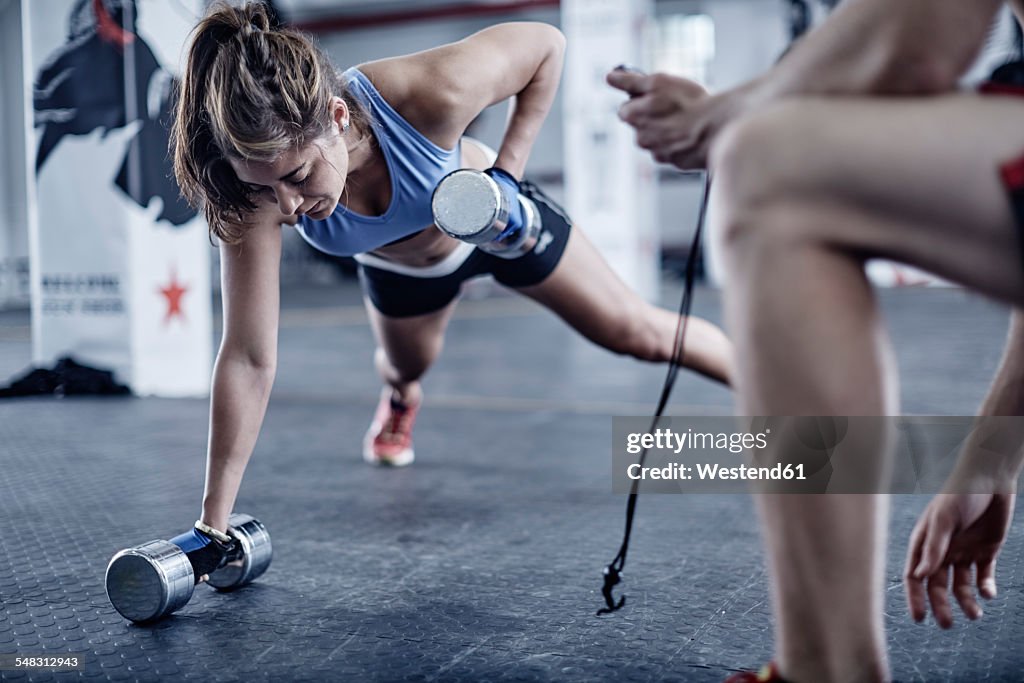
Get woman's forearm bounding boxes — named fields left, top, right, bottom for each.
left=201, top=350, right=276, bottom=532
left=493, top=25, right=565, bottom=178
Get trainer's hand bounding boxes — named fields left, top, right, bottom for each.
left=904, top=492, right=1015, bottom=628
left=607, top=69, right=760, bottom=170
left=606, top=69, right=712, bottom=169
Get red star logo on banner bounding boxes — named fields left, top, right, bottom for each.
left=158, top=269, right=189, bottom=325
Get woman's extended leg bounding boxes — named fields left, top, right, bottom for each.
left=516, top=225, right=734, bottom=385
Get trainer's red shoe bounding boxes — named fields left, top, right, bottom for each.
left=362, top=390, right=419, bottom=467
left=724, top=662, right=788, bottom=683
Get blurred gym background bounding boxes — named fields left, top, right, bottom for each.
left=0, top=0, right=1020, bottom=395
left=2, top=5, right=1022, bottom=681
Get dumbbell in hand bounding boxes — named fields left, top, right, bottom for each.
left=431, top=167, right=542, bottom=259
left=105, top=513, right=272, bottom=623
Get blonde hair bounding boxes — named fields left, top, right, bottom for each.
left=171, top=1, right=365, bottom=243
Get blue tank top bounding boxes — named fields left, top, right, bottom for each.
left=295, top=68, right=462, bottom=256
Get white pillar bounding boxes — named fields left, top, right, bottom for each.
left=562, top=0, right=659, bottom=301
left=28, top=0, right=212, bottom=396
left=0, top=0, right=32, bottom=311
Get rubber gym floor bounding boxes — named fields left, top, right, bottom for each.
left=1, top=280, right=1021, bottom=682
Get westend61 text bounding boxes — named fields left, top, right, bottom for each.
left=627, top=462, right=806, bottom=481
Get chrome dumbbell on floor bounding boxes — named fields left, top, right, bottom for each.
left=431, top=167, right=542, bottom=258
left=105, top=513, right=272, bottom=623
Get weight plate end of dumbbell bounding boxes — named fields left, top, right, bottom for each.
left=431, top=169, right=504, bottom=240
left=105, top=540, right=194, bottom=623
left=207, top=513, right=273, bottom=590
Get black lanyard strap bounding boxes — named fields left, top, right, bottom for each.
left=598, top=171, right=712, bottom=616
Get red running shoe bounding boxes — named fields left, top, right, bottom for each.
left=363, top=389, right=419, bottom=467
left=724, top=662, right=789, bottom=683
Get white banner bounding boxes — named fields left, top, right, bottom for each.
left=29, top=0, right=211, bottom=396
left=562, top=0, right=659, bottom=301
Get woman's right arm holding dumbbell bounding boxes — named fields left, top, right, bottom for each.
left=108, top=212, right=281, bottom=614
left=201, top=213, right=283, bottom=534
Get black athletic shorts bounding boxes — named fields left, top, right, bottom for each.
left=357, top=181, right=572, bottom=318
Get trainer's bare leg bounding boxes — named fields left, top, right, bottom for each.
left=518, top=226, right=734, bottom=385
left=711, top=94, right=1024, bottom=682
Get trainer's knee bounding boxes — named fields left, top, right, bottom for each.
left=710, top=104, right=818, bottom=252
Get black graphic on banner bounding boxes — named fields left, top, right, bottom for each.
left=33, top=0, right=197, bottom=226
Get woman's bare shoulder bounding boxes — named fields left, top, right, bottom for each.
left=353, top=51, right=471, bottom=148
